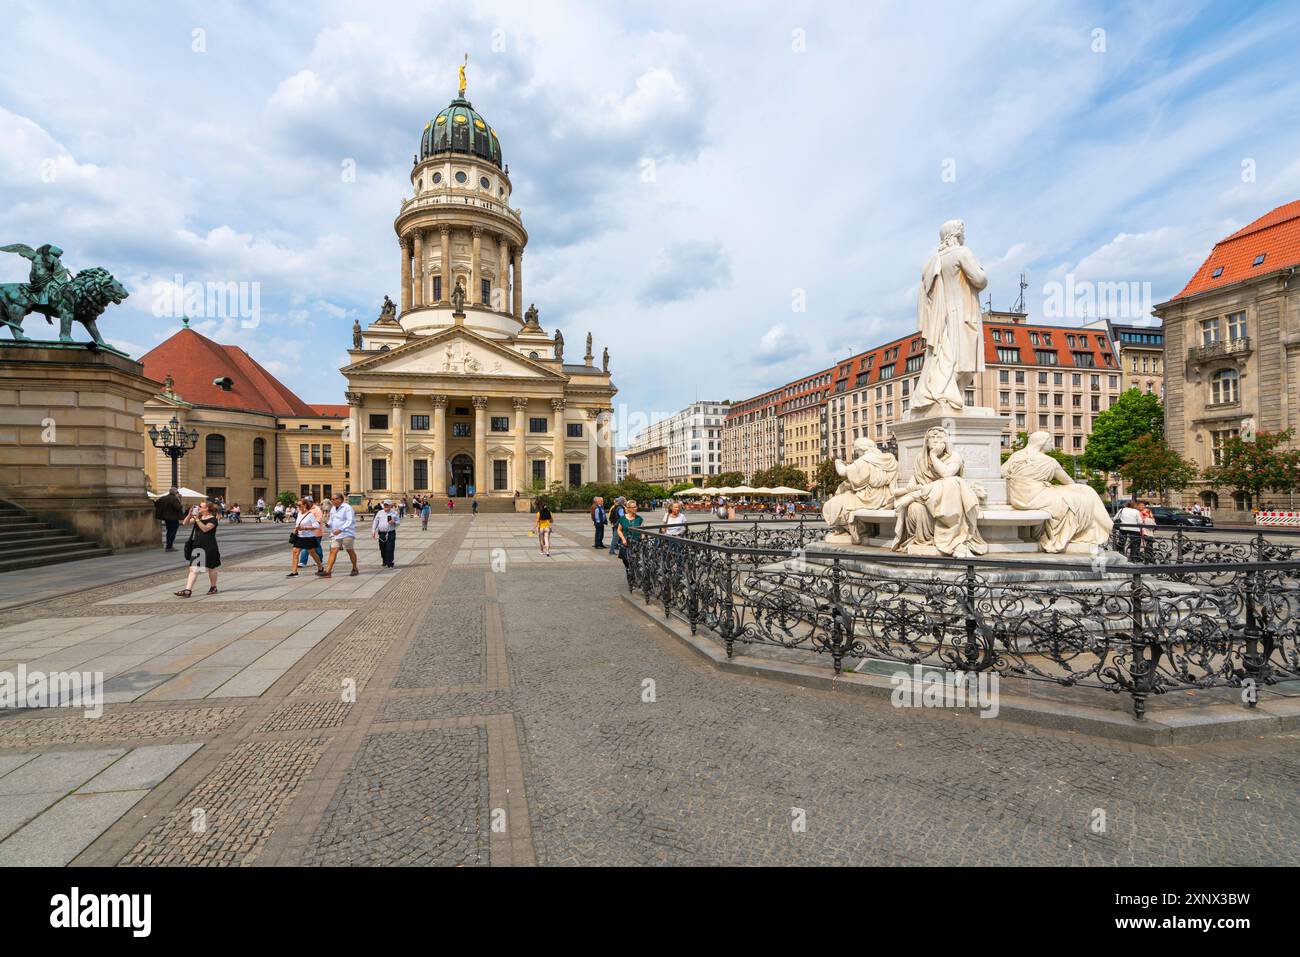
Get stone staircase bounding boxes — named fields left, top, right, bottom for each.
left=440, top=496, right=520, bottom=513
left=0, top=499, right=113, bottom=573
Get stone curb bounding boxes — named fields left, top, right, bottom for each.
left=620, top=593, right=1300, bottom=747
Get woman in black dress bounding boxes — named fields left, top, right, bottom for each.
left=176, top=499, right=221, bottom=597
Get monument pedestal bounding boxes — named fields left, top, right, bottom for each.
left=0, top=342, right=159, bottom=551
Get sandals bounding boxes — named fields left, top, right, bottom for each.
left=175, top=589, right=192, bottom=598
left=286, top=572, right=299, bottom=577
left=207, top=586, right=218, bottom=594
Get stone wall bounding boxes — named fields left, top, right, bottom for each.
left=0, top=344, right=159, bottom=550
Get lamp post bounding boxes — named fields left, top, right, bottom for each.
left=147, top=415, right=199, bottom=490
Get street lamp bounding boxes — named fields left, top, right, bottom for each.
left=881, top=434, right=899, bottom=458
left=148, top=415, right=199, bottom=489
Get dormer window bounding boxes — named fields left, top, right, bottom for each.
left=1211, top=266, right=1224, bottom=278
left=213, top=376, right=234, bottom=391
left=1252, top=253, right=1267, bottom=267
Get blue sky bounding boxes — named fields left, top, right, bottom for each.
left=3, top=0, right=1298, bottom=444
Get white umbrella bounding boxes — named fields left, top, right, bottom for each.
left=150, top=486, right=205, bottom=498
left=771, top=486, right=811, bottom=496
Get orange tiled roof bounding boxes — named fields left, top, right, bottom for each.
left=1175, top=199, right=1300, bottom=300
left=309, top=404, right=348, bottom=419
left=141, top=327, right=322, bottom=418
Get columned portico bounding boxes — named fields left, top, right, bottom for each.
left=432, top=394, right=448, bottom=496
left=439, top=226, right=451, bottom=303
left=551, top=398, right=566, bottom=487
left=472, top=395, right=489, bottom=495
left=512, top=397, right=529, bottom=492
left=412, top=230, right=424, bottom=308
left=389, top=394, right=407, bottom=494
left=597, top=410, right=614, bottom=483
left=347, top=391, right=364, bottom=495
left=512, top=248, right=523, bottom=319
left=497, top=234, right=509, bottom=312
left=400, top=240, right=412, bottom=314
left=471, top=227, right=483, bottom=308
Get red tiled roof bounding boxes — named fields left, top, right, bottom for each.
left=141, top=327, right=321, bottom=417
left=1175, top=199, right=1300, bottom=300
left=309, top=404, right=348, bottom=419
left=981, top=321, right=1114, bottom=369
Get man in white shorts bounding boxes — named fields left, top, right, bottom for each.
left=323, top=492, right=359, bottom=577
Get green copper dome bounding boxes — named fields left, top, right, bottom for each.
left=419, top=96, right=502, bottom=169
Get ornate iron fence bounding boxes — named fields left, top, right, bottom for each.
left=624, top=519, right=1300, bottom=719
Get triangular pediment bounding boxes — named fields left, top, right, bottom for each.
left=345, top=328, right=567, bottom=381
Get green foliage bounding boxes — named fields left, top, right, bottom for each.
left=751, top=464, right=810, bottom=490
left=813, top=459, right=839, bottom=498
left=1117, top=434, right=1199, bottom=504
left=527, top=479, right=673, bottom=512
left=705, top=472, right=744, bottom=488
left=1081, top=389, right=1164, bottom=474
left=1202, top=429, right=1300, bottom=503
left=275, top=490, right=298, bottom=507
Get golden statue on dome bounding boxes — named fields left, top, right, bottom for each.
left=458, top=53, right=468, bottom=97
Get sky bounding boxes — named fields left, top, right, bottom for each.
left=3, top=0, right=1299, bottom=445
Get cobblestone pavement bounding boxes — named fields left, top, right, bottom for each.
left=0, top=513, right=1297, bottom=866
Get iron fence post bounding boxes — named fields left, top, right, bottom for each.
left=720, top=549, right=736, bottom=658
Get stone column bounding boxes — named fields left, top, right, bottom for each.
left=389, top=394, right=406, bottom=494
left=597, top=410, right=614, bottom=483
left=551, top=398, right=566, bottom=487
left=439, top=226, right=451, bottom=302
left=471, top=226, right=483, bottom=308
left=497, top=235, right=510, bottom=312
left=347, top=392, right=365, bottom=495
left=412, top=230, right=424, bottom=308
left=513, top=397, right=528, bottom=492
left=400, top=238, right=412, bottom=314
left=512, top=247, right=523, bottom=319
left=472, top=395, right=489, bottom=495
left=586, top=408, right=600, bottom=487
left=431, top=395, right=448, bottom=496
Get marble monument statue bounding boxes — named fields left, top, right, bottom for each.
left=822, top=438, right=900, bottom=544
left=1001, top=431, right=1114, bottom=553
left=890, top=426, right=987, bottom=558
left=911, top=219, right=988, bottom=416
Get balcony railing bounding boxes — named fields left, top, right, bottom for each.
left=398, top=191, right=523, bottom=223
left=1189, top=337, right=1251, bottom=362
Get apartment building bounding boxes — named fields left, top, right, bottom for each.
left=625, top=401, right=727, bottom=486
left=721, top=389, right=781, bottom=482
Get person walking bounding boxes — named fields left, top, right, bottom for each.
left=447, top=497, right=455, bottom=514
left=608, top=497, right=626, bottom=556
left=420, top=497, right=431, bottom=531
left=662, top=499, right=687, bottom=536
left=591, top=496, right=607, bottom=549
left=471, top=498, right=479, bottom=518
left=372, top=499, right=400, bottom=568
left=154, top=486, right=184, bottom=551
left=1115, top=500, right=1143, bottom=561
left=255, top=496, right=266, bottom=523
left=297, top=496, right=325, bottom=570
left=399, top=496, right=408, bottom=520
left=287, top=497, right=324, bottom=576
left=533, top=501, right=554, bottom=556
left=616, top=498, right=644, bottom=567
left=175, top=499, right=221, bottom=597
left=322, top=492, right=359, bottom=578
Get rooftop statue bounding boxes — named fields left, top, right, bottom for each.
left=0, top=243, right=128, bottom=350
left=911, top=220, right=988, bottom=415
left=554, top=328, right=564, bottom=359
left=451, top=278, right=466, bottom=314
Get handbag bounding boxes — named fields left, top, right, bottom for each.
left=183, top=525, right=197, bottom=562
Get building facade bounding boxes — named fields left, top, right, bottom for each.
left=777, top=369, right=832, bottom=484
left=1156, top=198, right=1300, bottom=514
left=721, top=389, right=781, bottom=482
left=625, top=401, right=726, bottom=486
left=341, top=76, right=618, bottom=501
left=140, top=325, right=348, bottom=506
left=1098, top=320, right=1164, bottom=399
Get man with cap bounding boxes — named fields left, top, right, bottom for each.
left=371, top=498, right=401, bottom=568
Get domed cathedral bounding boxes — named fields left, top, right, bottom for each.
left=341, top=63, right=617, bottom=506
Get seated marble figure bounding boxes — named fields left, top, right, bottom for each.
left=821, top=438, right=899, bottom=544
left=1000, top=430, right=1113, bottom=552
left=890, top=426, right=987, bottom=558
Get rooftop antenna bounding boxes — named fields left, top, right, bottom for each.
left=1012, top=271, right=1028, bottom=314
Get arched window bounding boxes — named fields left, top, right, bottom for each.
left=1211, top=368, right=1239, bottom=405
left=205, top=434, right=226, bottom=477
left=252, top=437, right=266, bottom=478
left=1201, top=491, right=1219, bottom=510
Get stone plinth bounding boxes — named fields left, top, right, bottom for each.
left=0, top=342, right=160, bottom=550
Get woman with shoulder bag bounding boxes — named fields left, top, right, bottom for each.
left=175, top=499, right=221, bottom=597
left=288, top=497, right=324, bottom=576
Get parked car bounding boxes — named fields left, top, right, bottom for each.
left=1148, top=506, right=1214, bottom=528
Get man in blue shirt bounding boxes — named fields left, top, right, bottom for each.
left=322, top=493, right=359, bottom=577
left=591, top=496, right=607, bottom=549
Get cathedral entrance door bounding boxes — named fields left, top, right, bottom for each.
left=450, top=454, right=474, bottom=497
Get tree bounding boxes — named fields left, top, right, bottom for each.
left=1081, top=389, right=1164, bottom=474
left=1202, top=429, right=1300, bottom=509
left=705, top=471, right=744, bottom=488
left=813, top=459, right=839, bottom=498
left=751, top=464, right=811, bottom=490
left=1117, top=435, right=1198, bottom=504
left=275, top=490, right=298, bottom=507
